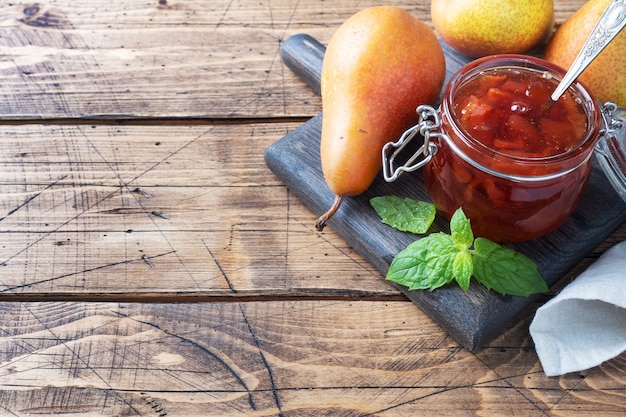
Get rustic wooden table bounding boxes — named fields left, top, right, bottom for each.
left=0, top=1, right=624, bottom=415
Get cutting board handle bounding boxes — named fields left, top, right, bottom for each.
left=280, top=34, right=324, bottom=95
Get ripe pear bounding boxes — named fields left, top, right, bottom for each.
left=544, top=0, right=626, bottom=107
left=316, top=6, right=446, bottom=231
left=431, top=0, right=554, bottom=58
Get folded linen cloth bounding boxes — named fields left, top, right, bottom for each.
left=530, top=240, right=626, bottom=377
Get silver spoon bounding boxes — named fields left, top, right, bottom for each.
left=550, top=0, right=626, bottom=102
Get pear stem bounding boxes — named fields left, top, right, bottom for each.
left=315, top=194, right=344, bottom=231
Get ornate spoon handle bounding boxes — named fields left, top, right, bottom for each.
left=551, top=0, right=626, bottom=101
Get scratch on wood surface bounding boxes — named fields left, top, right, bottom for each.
left=0, top=175, right=67, bottom=222
left=132, top=187, right=154, bottom=198
left=142, top=254, right=156, bottom=268
left=141, top=393, right=168, bottom=416
left=151, top=211, right=170, bottom=220
left=202, top=239, right=236, bottom=293
left=18, top=405, right=102, bottom=414
left=0, top=251, right=175, bottom=293
left=239, top=304, right=284, bottom=416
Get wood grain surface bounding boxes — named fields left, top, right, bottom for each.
left=2, top=301, right=626, bottom=416
left=0, top=0, right=625, bottom=415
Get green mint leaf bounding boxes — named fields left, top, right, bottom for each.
left=472, top=237, right=548, bottom=297
left=453, top=251, right=473, bottom=291
left=370, top=195, right=436, bottom=234
left=380, top=202, right=546, bottom=298
left=450, top=207, right=473, bottom=249
left=386, top=233, right=457, bottom=291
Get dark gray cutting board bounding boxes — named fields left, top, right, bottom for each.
left=264, top=34, right=626, bottom=351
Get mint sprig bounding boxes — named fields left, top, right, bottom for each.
left=372, top=197, right=547, bottom=297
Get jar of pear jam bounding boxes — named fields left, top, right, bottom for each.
left=383, top=55, right=625, bottom=242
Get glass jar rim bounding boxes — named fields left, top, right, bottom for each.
left=441, top=54, right=603, bottom=172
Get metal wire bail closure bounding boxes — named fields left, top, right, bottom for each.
left=595, top=102, right=626, bottom=203
left=382, top=104, right=445, bottom=182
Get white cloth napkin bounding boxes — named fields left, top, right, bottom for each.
left=530, top=240, right=626, bottom=377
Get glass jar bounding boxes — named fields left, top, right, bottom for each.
left=382, top=55, right=625, bottom=242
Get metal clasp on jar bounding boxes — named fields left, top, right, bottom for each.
left=382, top=104, right=447, bottom=182
left=595, top=102, right=626, bottom=203
left=599, top=102, right=624, bottom=136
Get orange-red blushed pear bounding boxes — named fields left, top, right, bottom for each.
left=316, top=6, right=446, bottom=230
left=544, top=0, right=626, bottom=107
left=431, top=0, right=554, bottom=58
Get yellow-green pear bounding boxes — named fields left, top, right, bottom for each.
left=545, top=0, right=626, bottom=107
left=431, top=0, right=554, bottom=58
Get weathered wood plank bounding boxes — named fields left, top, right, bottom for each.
left=0, top=300, right=624, bottom=416
left=0, top=122, right=392, bottom=298
left=0, top=1, right=585, bottom=120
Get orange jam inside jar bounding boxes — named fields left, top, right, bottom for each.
left=422, top=55, right=602, bottom=242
